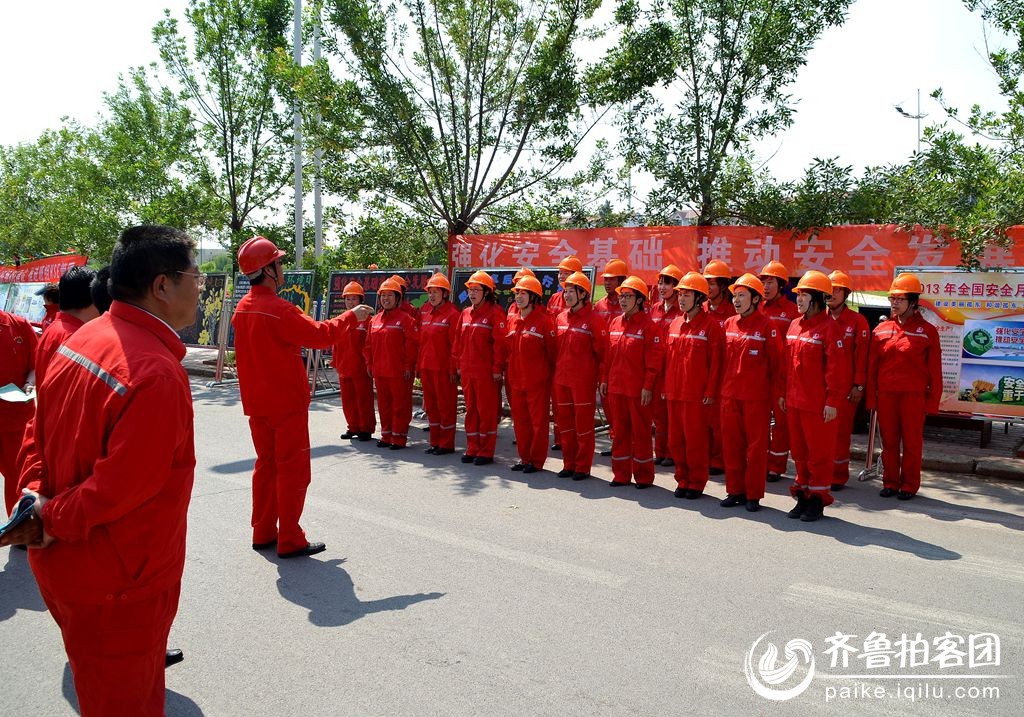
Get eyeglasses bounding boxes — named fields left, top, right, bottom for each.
left=888, top=296, right=908, bottom=303
left=177, top=270, right=207, bottom=288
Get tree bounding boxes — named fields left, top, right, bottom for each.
left=306, top=0, right=605, bottom=243
left=590, top=0, right=853, bottom=225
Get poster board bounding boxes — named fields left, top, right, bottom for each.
left=325, top=270, right=435, bottom=318
left=450, top=267, right=597, bottom=311
left=3, top=282, right=47, bottom=323
left=177, top=273, right=228, bottom=347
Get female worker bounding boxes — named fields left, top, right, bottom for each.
left=649, top=264, right=683, bottom=466
left=364, top=278, right=418, bottom=449
left=759, top=261, right=799, bottom=483
left=663, top=272, right=725, bottom=499
left=600, top=276, right=664, bottom=488
left=866, top=273, right=942, bottom=500
left=419, top=273, right=460, bottom=455
left=783, top=271, right=850, bottom=523
left=453, top=271, right=508, bottom=465
left=827, top=270, right=870, bottom=489
left=505, top=276, right=558, bottom=473
left=333, top=281, right=376, bottom=441
left=702, top=259, right=735, bottom=476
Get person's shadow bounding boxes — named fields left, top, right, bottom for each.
left=274, top=557, right=444, bottom=627
left=62, top=663, right=204, bottom=716
left=0, top=548, right=47, bottom=622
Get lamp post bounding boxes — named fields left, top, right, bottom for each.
left=894, top=88, right=927, bottom=155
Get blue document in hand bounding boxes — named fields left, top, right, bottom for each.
left=0, top=495, right=37, bottom=539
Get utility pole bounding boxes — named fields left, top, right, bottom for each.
left=895, top=88, right=927, bottom=155
left=293, top=0, right=304, bottom=268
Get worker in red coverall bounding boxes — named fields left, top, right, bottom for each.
left=389, top=274, right=421, bottom=323
left=333, top=281, right=376, bottom=442
left=827, top=270, right=870, bottom=489
left=783, top=271, right=851, bottom=522
left=34, top=282, right=60, bottom=331
left=505, top=276, right=558, bottom=473
left=365, top=278, right=418, bottom=449
left=719, top=273, right=784, bottom=511
left=649, top=264, right=683, bottom=466
left=453, top=270, right=508, bottom=465
left=552, top=272, right=607, bottom=480
left=0, top=308, right=36, bottom=514
left=592, top=259, right=627, bottom=455
left=233, top=236, right=344, bottom=559
left=547, top=256, right=582, bottom=451
left=867, top=273, right=943, bottom=500
left=664, top=272, right=725, bottom=499
left=6, top=225, right=199, bottom=716
left=506, top=267, right=535, bottom=319
left=702, top=259, right=735, bottom=476
left=759, top=261, right=799, bottom=483
left=600, top=276, right=664, bottom=488
left=34, top=266, right=100, bottom=387
left=419, top=273, right=460, bottom=455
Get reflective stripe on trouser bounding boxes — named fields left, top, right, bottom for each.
left=1, top=425, right=29, bottom=515
left=553, top=383, right=598, bottom=473
left=421, top=369, right=458, bottom=449
left=653, top=391, right=669, bottom=459
left=509, top=384, right=551, bottom=469
left=606, top=392, right=655, bottom=485
left=340, top=373, right=376, bottom=434
left=667, top=399, right=710, bottom=491
left=375, top=375, right=413, bottom=447
left=767, top=406, right=790, bottom=474
left=832, top=398, right=859, bottom=485
left=39, top=581, right=180, bottom=717
left=720, top=397, right=770, bottom=500
left=876, top=390, right=927, bottom=495
left=787, top=406, right=839, bottom=507
left=463, top=376, right=500, bottom=457
left=707, top=400, right=724, bottom=471
left=248, top=411, right=311, bottom=553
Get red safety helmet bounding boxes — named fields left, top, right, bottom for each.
left=238, top=236, right=285, bottom=276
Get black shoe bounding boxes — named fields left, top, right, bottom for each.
left=787, top=495, right=808, bottom=519
left=511, top=461, right=526, bottom=472
left=523, top=463, right=539, bottom=474
left=389, top=443, right=405, bottom=450
left=635, top=483, right=652, bottom=490
left=800, top=495, right=825, bottom=522
left=831, top=483, right=845, bottom=491
left=653, top=457, right=665, bottom=466
left=685, top=489, right=702, bottom=500
left=745, top=499, right=760, bottom=512
left=608, top=481, right=629, bottom=488
left=766, top=471, right=782, bottom=483
left=474, top=456, right=493, bottom=466
left=879, top=487, right=897, bottom=498
left=434, top=447, right=455, bottom=455
left=709, top=466, right=725, bottom=476
left=340, top=430, right=357, bottom=439
left=425, top=446, right=437, bottom=454
left=897, top=491, right=915, bottom=501
left=557, top=468, right=575, bottom=478
left=461, top=454, right=476, bottom=463
left=661, top=457, right=674, bottom=467
left=357, top=432, right=372, bottom=442
left=376, top=440, right=392, bottom=448
left=165, top=649, right=184, bottom=668
left=720, top=494, right=745, bottom=508
left=279, top=542, right=327, bottom=559
left=551, top=444, right=562, bottom=451
left=572, top=472, right=591, bottom=481
left=252, top=539, right=277, bottom=551
left=674, top=487, right=687, bottom=498
left=599, top=449, right=613, bottom=456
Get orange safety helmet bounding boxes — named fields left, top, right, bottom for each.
left=617, top=275, right=650, bottom=297
left=677, top=271, right=710, bottom=296
left=465, top=270, right=496, bottom=291
left=728, top=273, right=765, bottom=298
left=795, top=270, right=833, bottom=295
left=703, top=259, right=732, bottom=280
left=558, top=255, right=584, bottom=273
left=513, top=267, right=536, bottom=282
left=563, top=271, right=592, bottom=296
left=889, top=273, right=924, bottom=295
left=378, top=278, right=403, bottom=296
left=390, top=275, right=408, bottom=293
left=658, top=264, right=684, bottom=283
left=601, top=258, right=629, bottom=278
left=425, top=273, right=451, bottom=292
left=342, top=281, right=365, bottom=297
left=238, top=236, right=286, bottom=276
left=759, top=260, right=789, bottom=282
left=828, top=270, right=853, bottom=293
left=513, top=275, right=543, bottom=297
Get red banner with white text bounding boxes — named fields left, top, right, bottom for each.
left=0, top=255, right=88, bottom=283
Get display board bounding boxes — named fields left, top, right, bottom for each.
left=901, top=267, right=1024, bottom=419
left=177, top=273, right=228, bottom=347
left=325, top=270, right=435, bottom=318
left=3, top=282, right=47, bottom=323
left=451, top=267, right=597, bottom=311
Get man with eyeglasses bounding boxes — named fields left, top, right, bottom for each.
left=5, top=225, right=201, bottom=715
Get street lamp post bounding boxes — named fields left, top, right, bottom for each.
left=894, top=88, right=927, bottom=155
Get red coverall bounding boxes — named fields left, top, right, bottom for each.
left=333, top=311, right=375, bottom=436
left=784, top=312, right=851, bottom=506
left=38, top=303, right=58, bottom=331
left=761, top=295, right=799, bottom=475
left=0, top=310, right=36, bottom=513
left=364, top=307, right=418, bottom=446
left=400, top=299, right=420, bottom=324
left=603, top=311, right=664, bottom=485
left=453, top=302, right=508, bottom=458
left=705, top=299, right=737, bottom=472
left=831, top=306, right=870, bottom=484
left=553, top=305, right=607, bottom=474
left=664, top=311, right=725, bottom=492
left=547, top=289, right=567, bottom=316
left=648, top=300, right=681, bottom=461
left=34, top=312, right=85, bottom=387
left=232, top=284, right=341, bottom=555
left=19, top=302, right=194, bottom=717
left=419, top=301, right=460, bottom=450
left=867, top=313, right=942, bottom=495
left=506, top=309, right=558, bottom=469
left=720, top=311, right=783, bottom=500
left=593, top=295, right=622, bottom=439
